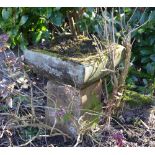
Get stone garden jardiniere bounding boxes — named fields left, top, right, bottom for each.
left=23, top=35, right=125, bottom=138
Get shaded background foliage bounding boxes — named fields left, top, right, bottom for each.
left=1, top=7, right=155, bottom=95
left=125, top=8, right=155, bottom=94
left=0, top=8, right=99, bottom=49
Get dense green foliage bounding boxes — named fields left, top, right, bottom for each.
left=0, top=8, right=99, bottom=49
left=125, top=8, right=155, bottom=94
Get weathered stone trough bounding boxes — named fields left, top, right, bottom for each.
left=23, top=44, right=125, bottom=138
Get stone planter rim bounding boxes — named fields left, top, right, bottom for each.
left=23, top=44, right=124, bottom=88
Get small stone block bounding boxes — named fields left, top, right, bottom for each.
left=46, top=80, right=102, bottom=138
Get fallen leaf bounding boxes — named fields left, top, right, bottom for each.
left=6, top=97, right=13, bottom=108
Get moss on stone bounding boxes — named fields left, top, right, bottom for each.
left=122, top=90, right=153, bottom=108
left=30, top=48, right=61, bottom=58
left=29, top=48, right=108, bottom=64
left=29, top=40, right=124, bottom=65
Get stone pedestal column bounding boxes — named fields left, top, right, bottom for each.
left=46, top=79, right=102, bottom=138
left=23, top=45, right=124, bottom=138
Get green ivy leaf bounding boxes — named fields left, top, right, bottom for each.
left=146, top=63, right=154, bottom=74
left=142, top=78, right=148, bottom=86
left=52, top=16, right=62, bottom=26
left=140, top=49, right=149, bottom=56
left=150, top=54, right=155, bottom=62
left=2, top=8, right=11, bottom=20
left=150, top=37, right=155, bottom=45
left=46, top=8, right=52, bottom=19
left=51, top=12, right=63, bottom=26
left=149, top=11, right=155, bottom=22
left=8, top=27, right=18, bottom=37
left=141, top=57, right=150, bottom=63
left=19, top=15, right=28, bottom=26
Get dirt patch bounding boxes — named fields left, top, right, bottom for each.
left=32, top=35, right=105, bottom=58
left=1, top=51, right=155, bottom=147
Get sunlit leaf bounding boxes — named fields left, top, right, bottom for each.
left=2, top=8, right=11, bottom=20
left=19, top=15, right=28, bottom=26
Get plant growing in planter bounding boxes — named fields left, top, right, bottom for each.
left=23, top=9, right=125, bottom=138
left=0, top=7, right=125, bottom=138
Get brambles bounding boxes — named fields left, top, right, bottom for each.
left=0, top=7, right=155, bottom=146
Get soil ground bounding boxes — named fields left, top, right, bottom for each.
left=0, top=52, right=155, bottom=147
left=0, top=66, right=155, bottom=147
left=32, top=35, right=104, bottom=58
